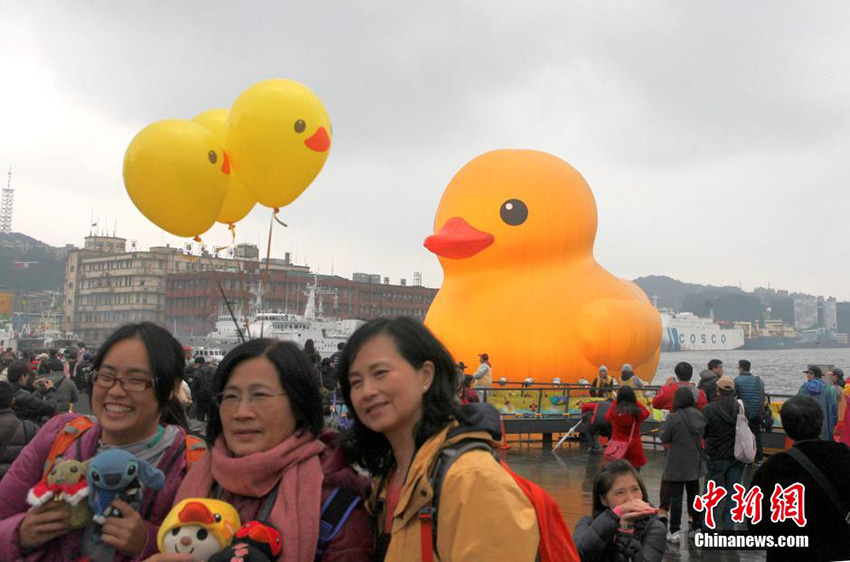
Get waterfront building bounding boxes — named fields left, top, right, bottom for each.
left=165, top=270, right=437, bottom=337
left=794, top=296, right=818, bottom=331
left=62, top=235, right=309, bottom=344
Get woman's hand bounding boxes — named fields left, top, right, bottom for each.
left=616, top=499, right=657, bottom=524
left=18, top=501, right=72, bottom=550
left=100, top=499, right=147, bottom=557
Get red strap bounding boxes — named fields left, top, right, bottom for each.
left=419, top=508, right=434, bottom=562
left=185, top=434, right=206, bottom=469
left=43, top=417, right=94, bottom=477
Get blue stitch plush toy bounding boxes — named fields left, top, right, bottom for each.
left=87, top=448, right=165, bottom=524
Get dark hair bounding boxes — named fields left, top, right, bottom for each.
left=92, top=322, right=188, bottom=429
left=780, top=396, right=823, bottom=441
left=739, top=359, right=751, bottom=372
left=206, top=339, right=323, bottom=448
left=708, top=359, right=723, bottom=371
left=592, top=460, right=649, bottom=517
left=7, top=360, right=31, bottom=385
left=674, top=362, right=693, bottom=381
left=304, top=339, right=316, bottom=351
left=614, top=385, right=640, bottom=418
left=337, top=317, right=462, bottom=476
left=673, top=386, right=696, bottom=410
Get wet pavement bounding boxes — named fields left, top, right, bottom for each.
left=507, top=440, right=767, bottom=561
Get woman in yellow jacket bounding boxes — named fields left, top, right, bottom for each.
left=337, top=317, right=539, bottom=561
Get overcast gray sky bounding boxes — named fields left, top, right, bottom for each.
left=2, top=2, right=849, bottom=300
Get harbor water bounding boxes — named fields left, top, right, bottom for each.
left=651, top=348, right=850, bottom=395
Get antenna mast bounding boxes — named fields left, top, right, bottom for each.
left=0, top=168, right=14, bottom=233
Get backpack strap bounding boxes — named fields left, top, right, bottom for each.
left=315, top=487, right=361, bottom=561
left=258, top=481, right=281, bottom=522
left=419, top=439, right=497, bottom=562
left=786, top=446, right=850, bottom=525
left=43, top=416, right=94, bottom=477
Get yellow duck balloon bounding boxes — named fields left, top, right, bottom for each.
left=424, top=150, right=662, bottom=385
left=124, top=119, right=230, bottom=238
left=192, top=109, right=257, bottom=226
left=226, top=79, right=332, bottom=209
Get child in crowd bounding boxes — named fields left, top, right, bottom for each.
left=573, top=459, right=666, bottom=561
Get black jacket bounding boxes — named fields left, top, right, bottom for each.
left=702, top=394, right=738, bottom=461
left=574, top=509, right=666, bottom=562
left=11, top=386, right=57, bottom=424
left=0, top=409, right=39, bottom=479
left=698, top=369, right=719, bottom=403
left=749, top=440, right=850, bottom=561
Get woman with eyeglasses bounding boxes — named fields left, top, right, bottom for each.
left=0, top=322, right=200, bottom=561
left=164, top=338, right=372, bottom=562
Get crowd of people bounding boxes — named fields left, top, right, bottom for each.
left=575, top=357, right=850, bottom=561
left=1, top=326, right=850, bottom=561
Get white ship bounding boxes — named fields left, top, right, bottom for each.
left=660, top=311, right=745, bottom=351
left=206, top=279, right=365, bottom=358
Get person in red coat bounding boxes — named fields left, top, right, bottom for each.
left=606, top=386, right=650, bottom=469
left=652, top=362, right=707, bottom=411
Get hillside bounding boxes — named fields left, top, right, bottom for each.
left=0, top=232, right=67, bottom=292
left=632, top=275, right=763, bottom=323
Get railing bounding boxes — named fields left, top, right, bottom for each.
left=475, top=382, right=796, bottom=449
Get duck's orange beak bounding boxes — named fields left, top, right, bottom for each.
left=221, top=151, right=231, bottom=175
left=305, top=127, right=331, bottom=153
left=424, top=217, right=494, bottom=259
left=178, top=501, right=215, bottom=525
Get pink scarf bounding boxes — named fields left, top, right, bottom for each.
left=177, top=431, right=326, bottom=562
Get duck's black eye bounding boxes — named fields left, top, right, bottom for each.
left=70, top=466, right=78, bottom=473
left=500, top=199, right=528, bottom=226
left=171, top=528, right=180, bottom=536
left=196, top=529, right=208, bottom=541
left=294, top=119, right=306, bottom=133
left=214, top=513, right=222, bottom=523
left=208, top=150, right=217, bottom=164
left=127, top=464, right=137, bottom=476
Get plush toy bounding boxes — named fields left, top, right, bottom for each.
left=27, top=457, right=92, bottom=528
left=157, top=498, right=241, bottom=561
left=87, top=449, right=165, bottom=524
left=208, top=521, right=282, bottom=562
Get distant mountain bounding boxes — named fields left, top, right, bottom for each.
left=632, top=275, right=762, bottom=323
left=0, top=232, right=67, bottom=293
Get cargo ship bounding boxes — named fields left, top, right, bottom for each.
left=660, top=311, right=745, bottom=351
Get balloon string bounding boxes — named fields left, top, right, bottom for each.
left=260, top=211, right=274, bottom=338
left=212, top=224, right=238, bottom=256
left=204, top=254, right=245, bottom=344
left=273, top=207, right=288, bottom=228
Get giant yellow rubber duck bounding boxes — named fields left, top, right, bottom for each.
left=424, top=150, right=661, bottom=385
